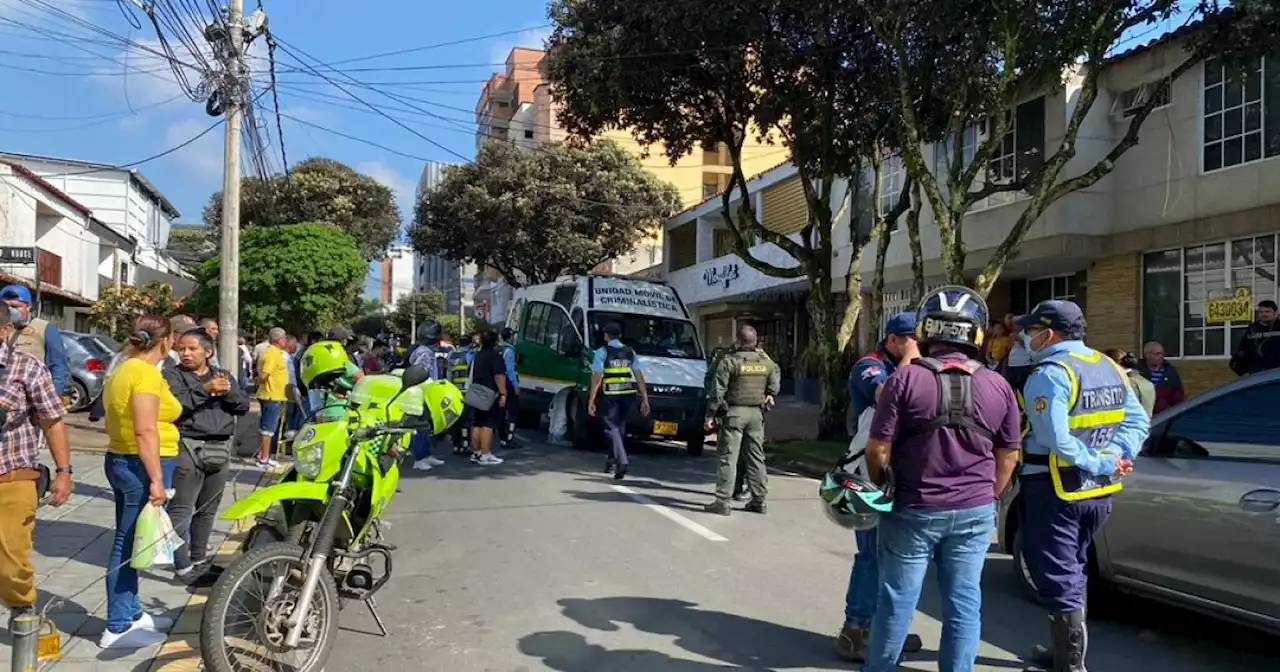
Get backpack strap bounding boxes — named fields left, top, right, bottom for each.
left=899, top=357, right=996, bottom=442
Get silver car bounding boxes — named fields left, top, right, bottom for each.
left=60, top=331, right=111, bottom=412
left=997, top=368, right=1280, bottom=634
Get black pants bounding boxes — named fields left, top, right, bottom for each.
left=169, top=443, right=230, bottom=571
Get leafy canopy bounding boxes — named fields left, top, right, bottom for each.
left=188, top=222, right=367, bottom=336
left=89, top=282, right=184, bottom=341
left=411, top=140, right=681, bottom=286
left=387, top=290, right=445, bottom=339
left=203, top=157, right=401, bottom=260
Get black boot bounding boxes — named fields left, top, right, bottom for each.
left=1024, top=610, right=1087, bottom=672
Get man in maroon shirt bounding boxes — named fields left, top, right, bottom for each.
left=861, top=286, right=1022, bottom=672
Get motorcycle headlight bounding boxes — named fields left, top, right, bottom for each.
left=295, top=441, right=324, bottom=480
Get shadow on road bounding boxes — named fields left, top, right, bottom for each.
left=554, top=596, right=835, bottom=669
left=561, top=488, right=709, bottom=513
left=519, top=631, right=739, bottom=671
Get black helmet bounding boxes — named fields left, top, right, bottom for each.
left=417, top=320, right=442, bottom=342
left=915, top=285, right=988, bottom=354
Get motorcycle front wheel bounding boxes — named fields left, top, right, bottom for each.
left=200, top=541, right=339, bottom=672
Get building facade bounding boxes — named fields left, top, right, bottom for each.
left=662, top=24, right=1280, bottom=400
left=379, top=245, right=416, bottom=307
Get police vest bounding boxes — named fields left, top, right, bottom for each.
left=448, top=349, right=471, bottom=390
left=898, top=357, right=996, bottom=442
left=14, top=317, right=47, bottom=362
left=602, top=345, right=636, bottom=396
left=724, top=349, right=771, bottom=406
left=1021, top=349, right=1128, bottom=502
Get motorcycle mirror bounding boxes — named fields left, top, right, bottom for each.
left=285, top=383, right=305, bottom=407
left=398, top=364, right=431, bottom=391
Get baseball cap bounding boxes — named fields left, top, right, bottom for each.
left=884, top=312, right=917, bottom=336
left=327, top=326, right=352, bottom=342
left=603, top=322, right=623, bottom=336
left=169, top=314, right=197, bottom=335
left=1, top=285, right=32, bottom=304
left=1016, top=300, right=1086, bottom=334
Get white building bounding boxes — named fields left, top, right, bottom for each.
left=379, top=245, right=417, bottom=308
left=0, top=160, right=136, bottom=330
left=0, top=151, right=190, bottom=291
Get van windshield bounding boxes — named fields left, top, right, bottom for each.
left=588, top=312, right=704, bottom=360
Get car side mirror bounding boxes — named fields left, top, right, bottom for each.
left=399, top=364, right=431, bottom=390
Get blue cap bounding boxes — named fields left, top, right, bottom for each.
left=884, top=312, right=917, bottom=336
left=0, top=285, right=31, bottom=304
left=603, top=322, right=623, bottom=336
left=1016, top=300, right=1086, bottom=334
left=500, top=327, right=516, bottom=340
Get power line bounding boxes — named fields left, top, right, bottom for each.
left=277, top=112, right=436, bottom=162
left=322, top=25, right=554, bottom=67
left=1, top=118, right=224, bottom=178
left=0, top=93, right=186, bottom=121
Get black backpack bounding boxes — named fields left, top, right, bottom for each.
left=898, top=357, right=996, bottom=441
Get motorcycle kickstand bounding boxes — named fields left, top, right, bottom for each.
left=366, top=597, right=389, bottom=637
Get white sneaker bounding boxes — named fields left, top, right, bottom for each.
left=132, top=612, right=175, bottom=632
left=412, top=459, right=435, bottom=471
left=478, top=454, right=504, bottom=465
left=470, top=453, right=481, bottom=463
left=98, top=621, right=167, bottom=650
left=424, top=457, right=445, bottom=467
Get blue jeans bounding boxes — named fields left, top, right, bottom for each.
left=844, top=528, right=879, bottom=626
left=410, top=413, right=434, bottom=461
left=103, top=453, right=176, bottom=634
left=865, top=502, right=995, bottom=672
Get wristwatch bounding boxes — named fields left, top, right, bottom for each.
left=55, top=466, right=73, bottom=475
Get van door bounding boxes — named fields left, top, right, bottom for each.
left=1101, top=380, right=1280, bottom=620
left=514, top=300, right=583, bottom=413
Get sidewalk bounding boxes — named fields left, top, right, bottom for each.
left=0, top=420, right=276, bottom=672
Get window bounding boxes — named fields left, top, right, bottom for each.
left=524, top=302, right=549, bottom=344
left=933, top=96, right=1045, bottom=211
left=1111, top=78, right=1172, bottom=118
left=542, top=305, right=567, bottom=351
left=1010, top=274, right=1083, bottom=316
left=1141, top=235, right=1278, bottom=358
left=879, top=154, right=905, bottom=228
left=702, top=183, right=719, bottom=199
left=523, top=129, right=534, bottom=139
left=1202, top=56, right=1280, bottom=171
left=1149, top=383, right=1280, bottom=461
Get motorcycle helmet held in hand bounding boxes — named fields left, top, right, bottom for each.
left=915, top=285, right=989, bottom=354
left=819, top=469, right=894, bottom=530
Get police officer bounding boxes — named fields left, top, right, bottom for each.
left=407, top=320, right=452, bottom=470
left=702, top=325, right=779, bottom=516
left=588, top=322, right=650, bottom=480
left=499, top=327, right=523, bottom=450
left=1229, top=299, right=1280, bottom=376
left=447, top=333, right=477, bottom=455
left=1017, top=300, right=1148, bottom=672
left=1, top=285, right=69, bottom=396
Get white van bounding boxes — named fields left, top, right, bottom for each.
left=505, top=275, right=709, bottom=454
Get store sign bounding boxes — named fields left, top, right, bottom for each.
left=0, top=247, right=35, bottom=265
left=703, top=263, right=740, bottom=290
left=1207, top=287, right=1253, bottom=324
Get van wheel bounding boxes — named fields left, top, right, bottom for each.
left=685, top=436, right=705, bottom=457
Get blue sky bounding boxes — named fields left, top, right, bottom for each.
left=0, top=0, right=551, bottom=296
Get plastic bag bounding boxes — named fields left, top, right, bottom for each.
left=131, top=503, right=184, bottom=570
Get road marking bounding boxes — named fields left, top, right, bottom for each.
left=610, top=484, right=728, bottom=542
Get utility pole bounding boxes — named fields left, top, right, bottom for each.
left=216, top=0, right=246, bottom=377
left=457, top=263, right=465, bottom=330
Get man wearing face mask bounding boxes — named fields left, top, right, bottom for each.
left=1016, top=301, right=1148, bottom=672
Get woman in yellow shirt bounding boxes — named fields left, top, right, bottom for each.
left=99, top=315, right=185, bottom=650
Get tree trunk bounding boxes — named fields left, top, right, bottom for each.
left=807, top=274, right=845, bottom=440
left=837, top=244, right=865, bottom=356
left=907, top=183, right=926, bottom=305
left=869, top=217, right=892, bottom=348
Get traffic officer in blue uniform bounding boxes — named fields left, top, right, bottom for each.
left=499, top=327, right=524, bottom=450
left=587, top=322, right=650, bottom=480
left=1017, top=300, right=1148, bottom=672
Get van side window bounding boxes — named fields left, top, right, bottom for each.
left=1152, top=383, right=1280, bottom=462
left=553, top=285, right=576, bottom=309
left=525, top=303, right=549, bottom=345
left=544, top=307, right=567, bottom=351
left=509, top=298, right=526, bottom=333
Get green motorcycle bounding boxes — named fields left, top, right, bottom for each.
left=199, top=363, right=463, bottom=672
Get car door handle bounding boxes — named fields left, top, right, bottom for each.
left=1238, top=489, right=1280, bottom=513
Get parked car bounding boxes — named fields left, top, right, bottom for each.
left=60, top=331, right=110, bottom=412
left=997, top=368, right=1280, bottom=634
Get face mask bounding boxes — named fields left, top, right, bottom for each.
left=1024, top=329, right=1051, bottom=360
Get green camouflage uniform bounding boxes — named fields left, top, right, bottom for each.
left=705, top=347, right=780, bottom=502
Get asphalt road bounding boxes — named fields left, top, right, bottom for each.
left=318, top=435, right=1280, bottom=671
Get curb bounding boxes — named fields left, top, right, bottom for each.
left=146, top=464, right=284, bottom=672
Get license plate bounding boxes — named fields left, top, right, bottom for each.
left=653, top=421, right=679, bottom=436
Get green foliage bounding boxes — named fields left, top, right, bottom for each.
left=387, top=290, right=445, bottom=338
left=202, top=157, right=401, bottom=260
left=164, top=227, right=215, bottom=272
left=89, top=282, right=183, bottom=341
left=188, top=223, right=367, bottom=336
left=436, top=315, right=491, bottom=343
left=411, top=140, right=681, bottom=286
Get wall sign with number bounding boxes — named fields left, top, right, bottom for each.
left=1206, top=287, right=1253, bottom=324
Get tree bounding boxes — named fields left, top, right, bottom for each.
left=868, top=0, right=1280, bottom=296
left=388, top=290, right=445, bottom=339
left=89, top=282, right=183, bottom=341
left=351, top=298, right=389, bottom=338
left=188, top=223, right=367, bottom=335
left=203, top=157, right=401, bottom=260
left=412, top=140, right=681, bottom=286
left=164, top=227, right=215, bottom=272
left=436, top=315, right=490, bottom=343
left=547, top=0, right=909, bottom=437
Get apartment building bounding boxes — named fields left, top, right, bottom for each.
left=663, top=23, right=1280, bottom=398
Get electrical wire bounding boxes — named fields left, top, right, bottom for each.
left=9, top=118, right=225, bottom=178
left=0, top=93, right=186, bottom=121
left=321, top=24, right=554, bottom=67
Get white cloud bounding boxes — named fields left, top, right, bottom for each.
left=488, top=24, right=553, bottom=65
left=165, top=117, right=224, bottom=181
left=356, top=161, right=415, bottom=212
